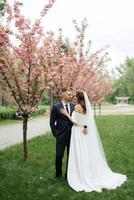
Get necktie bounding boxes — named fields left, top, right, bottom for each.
left=65, top=104, right=69, bottom=114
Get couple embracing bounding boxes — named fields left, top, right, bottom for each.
left=50, top=89, right=127, bottom=192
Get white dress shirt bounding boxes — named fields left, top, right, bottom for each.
left=62, top=101, right=71, bottom=115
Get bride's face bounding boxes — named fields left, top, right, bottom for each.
left=73, top=96, right=77, bottom=104
left=73, top=95, right=78, bottom=104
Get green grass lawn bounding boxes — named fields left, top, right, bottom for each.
left=0, top=119, right=23, bottom=126
left=0, top=114, right=47, bottom=126
left=0, top=115, right=134, bottom=200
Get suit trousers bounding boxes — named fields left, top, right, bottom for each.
left=55, top=135, right=70, bottom=177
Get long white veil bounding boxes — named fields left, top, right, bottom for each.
left=83, top=91, right=111, bottom=174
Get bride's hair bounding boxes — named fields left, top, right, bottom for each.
left=76, top=91, right=86, bottom=113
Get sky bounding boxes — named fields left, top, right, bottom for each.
left=7, top=0, right=134, bottom=72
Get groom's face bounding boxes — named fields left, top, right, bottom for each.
left=63, top=91, right=73, bottom=102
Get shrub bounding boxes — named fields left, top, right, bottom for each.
left=0, top=106, right=46, bottom=120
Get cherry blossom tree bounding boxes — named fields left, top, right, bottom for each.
left=40, top=17, right=111, bottom=113
left=50, top=29, right=78, bottom=99
left=50, top=19, right=95, bottom=98
left=0, top=0, right=56, bottom=160
left=49, top=18, right=111, bottom=109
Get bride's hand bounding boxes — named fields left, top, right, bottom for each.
left=83, top=128, right=88, bottom=135
left=73, top=120, right=78, bottom=126
left=60, top=108, right=69, bottom=116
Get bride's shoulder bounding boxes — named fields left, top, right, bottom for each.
left=75, top=104, right=84, bottom=113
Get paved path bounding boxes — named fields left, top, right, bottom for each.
left=0, top=105, right=134, bottom=150
left=95, top=104, right=134, bottom=115
left=0, top=116, right=50, bottom=150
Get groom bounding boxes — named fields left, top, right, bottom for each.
left=50, top=88, right=75, bottom=179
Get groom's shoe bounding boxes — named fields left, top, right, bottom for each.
left=55, top=174, right=62, bottom=179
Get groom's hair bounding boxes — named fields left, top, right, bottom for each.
left=62, top=87, right=73, bottom=94
left=62, top=87, right=69, bottom=93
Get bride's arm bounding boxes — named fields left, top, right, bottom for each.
left=60, top=105, right=81, bottom=122
left=75, top=105, right=88, bottom=135
left=60, top=108, right=77, bottom=125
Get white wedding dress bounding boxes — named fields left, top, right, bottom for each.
left=67, top=92, right=127, bottom=192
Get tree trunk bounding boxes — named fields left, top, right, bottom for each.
left=93, top=104, right=96, bottom=117
left=0, top=76, right=2, bottom=106
left=23, top=115, right=28, bottom=160
left=0, top=89, right=2, bottom=106
left=49, top=89, right=54, bottom=111
left=99, top=104, right=101, bottom=115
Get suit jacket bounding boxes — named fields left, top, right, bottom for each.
left=50, top=102, right=75, bottom=141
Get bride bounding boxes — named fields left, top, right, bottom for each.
left=60, top=91, right=127, bottom=192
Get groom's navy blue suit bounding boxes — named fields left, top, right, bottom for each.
left=50, top=102, right=75, bottom=178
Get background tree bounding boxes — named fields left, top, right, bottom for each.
left=0, top=0, right=6, bottom=17
left=0, top=0, right=7, bottom=106
left=108, top=57, right=134, bottom=104
left=120, top=57, right=134, bottom=102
